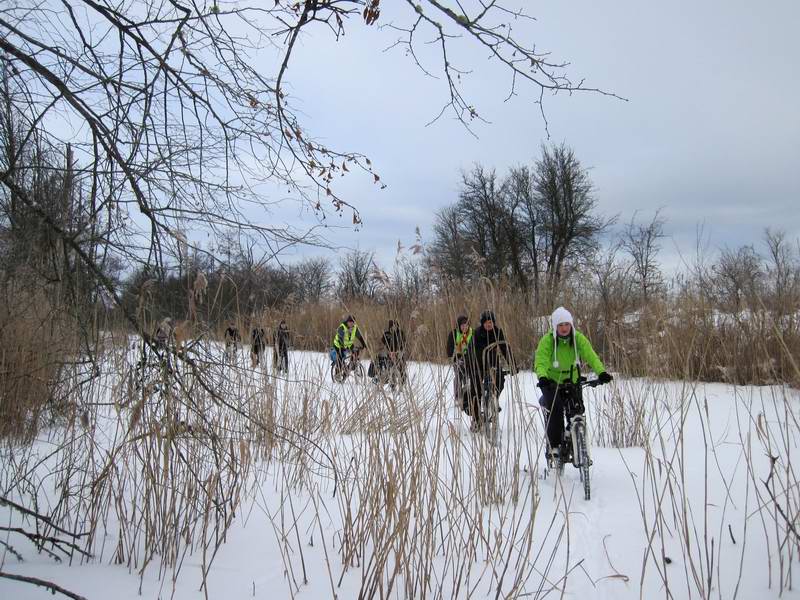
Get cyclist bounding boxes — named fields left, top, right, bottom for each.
left=534, top=306, right=612, bottom=462
left=251, top=325, right=266, bottom=368
left=446, top=315, right=474, bottom=412
left=331, top=315, right=367, bottom=373
left=273, top=320, right=291, bottom=373
left=223, top=321, right=241, bottom=363
left=154, top=317, right=174, bottom=349
left=379, top=319, right=407, bottom=383
left=469, top=310, right=515, bottom=430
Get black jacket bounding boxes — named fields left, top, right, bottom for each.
left=251, top=328, right=266, bottom=349
left=471, top=325, right=512, bottom=375
left=274, top=326, right=291, bottom=352
left=382, top=328, right=406, bottom=353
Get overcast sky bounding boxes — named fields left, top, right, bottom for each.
left=260, top=0, right=799, bottom=272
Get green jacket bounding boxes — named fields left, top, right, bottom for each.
left=534, top=330, right=605, bottom=383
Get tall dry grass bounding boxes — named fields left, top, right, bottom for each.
left=0, top=285, right=79, bottom=443
left=249, top=284, right=800, bottom=388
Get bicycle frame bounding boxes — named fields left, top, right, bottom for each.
left=331, top=347, right=364, bottom=383
left=559, top=383, right=587, bottom=467
left=453, top=357, right=470, bottom=407
left=542, top=375, right=600, bottom=499
left=476, top=340, right=514, bottom=443
left=376, top=351, right=404, bottom=388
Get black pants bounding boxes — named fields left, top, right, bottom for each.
left=273, top=346, right=288, bottom=372
left=540, top=385, right=566, bottom=450
left=454, top=359, right=470, bottom=410
left=251, top=343, right=264, bottom=365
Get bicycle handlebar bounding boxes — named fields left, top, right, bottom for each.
left=548, top=377, right=602, bottom=390
left=576, top=376, right=602, bottom=388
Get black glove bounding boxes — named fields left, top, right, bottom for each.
left=597, top=371, right=613, bottom=385
left=537, top=377, right=554, bottom=390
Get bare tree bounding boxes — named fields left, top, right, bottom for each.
left=456, top=165, right=508, bottom=278
left=532, top=143, right=611, bottom=298
left=501, top=164, right=536, bottom=299
left=428, top=147, right=609, bottom=303
left=590, top=243, right=636, bottom=320
left=622, top=209, right=666, bottom=305
left=712, top=245, right=763, bottom=313
left=295, top=257, right=333, bottom=304
left=429, top=206, right=470, bottom=283
left=338, top=249, right=379, bottom=302
left=764, top=228, right=800, bottom=315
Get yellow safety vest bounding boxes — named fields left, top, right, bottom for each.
left=455, top=328, right=473, bottom=354
left=333, top=323, right=359, bottom=349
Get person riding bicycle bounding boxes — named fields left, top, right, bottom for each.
left=468, top=310, right=515, bottom=430
left=377, top=319, right=407, bottom=383
left=331, top=315, right=367, bottom=372
left=250, top=325, right=267, bottom=367
left=154, top=317, right=174, bottom=349
left=223, top=321, right=241, bottom=362
left=446, top=315, right=475, bottom=412
left=534, top=306, right=613, bottom=462
left=273, top=320, right=291, bottom=373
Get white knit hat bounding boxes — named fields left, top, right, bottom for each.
left=550, top=306, right=578, bottom=369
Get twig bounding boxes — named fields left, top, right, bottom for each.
left=0, top=571, right=88, bottom=600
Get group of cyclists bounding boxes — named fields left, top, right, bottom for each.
left=445, top=310, right=516, bottom=431
left=216, top=306, right=613, bottom=463
left=330, top=308, right=612, bottom=451
left=445, top=307, right=613, bottom=461
left=223, top=320, right=292, bottom=373
left=331, top=315, right=408, bottom=385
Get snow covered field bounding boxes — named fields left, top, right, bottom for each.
left=2, top=342, right=799, bottom=599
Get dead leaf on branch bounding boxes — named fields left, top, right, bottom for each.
left=363, top=0, right=381, bottom=25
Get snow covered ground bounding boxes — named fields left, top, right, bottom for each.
left=2, top=343, right=799, bottom=599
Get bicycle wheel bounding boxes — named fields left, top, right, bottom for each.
left=574, top=422, right=591, bottom=500
left=351, top=359, right=366, bottom=382
left=481, top=378, right=499, bottom=445
left=388, top=362, right=403, bottom=390
left=331, top=361, right=346, bottom=383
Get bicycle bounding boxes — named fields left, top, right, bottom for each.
left=223, top=341, right=239, bottom=366
left=475, top=341, right=515, bottom=445
left=540, top=376, right=600, bottom=500
left=452, top=356, right=471, bottom=410
left=330, top=347, right=365, bottom=383
left=373, top=351, right=406, bottom=390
